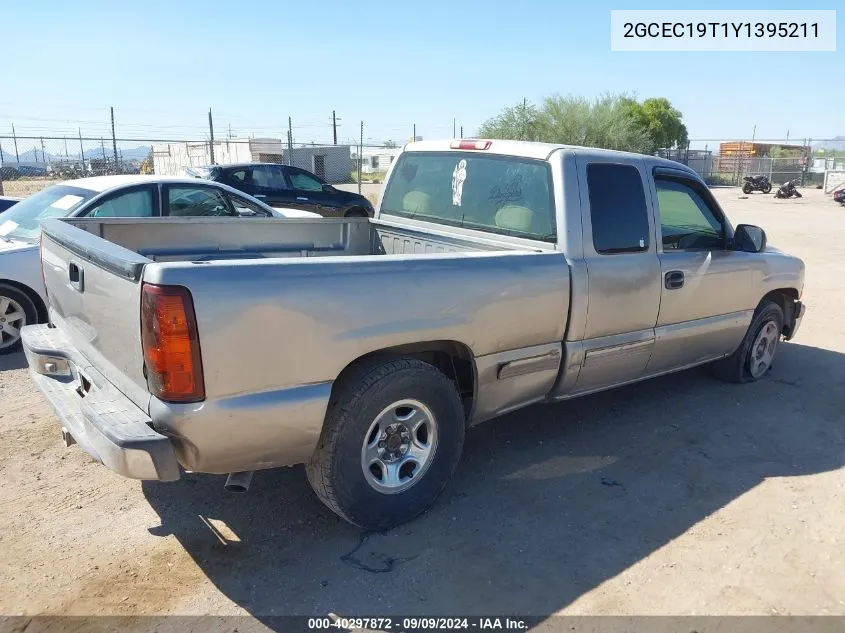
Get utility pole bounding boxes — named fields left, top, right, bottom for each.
left=332, top=110, right=338, bottom=145
left=12, top=124, right=19, bottom=163
left=40, top=137, right=47, bottom=164
left=78, top=129, right=86, bottom=171
left=358, top=121, right=363, bottom=195
left=33, top=145, right=38, bottom=163
left=63, top=137, right=69, bottom=159
left=522, top=97, right=527, bottom=140
left=802, top=138, right=811, bottom=186
left=101, top=138, right=107, bottom=173
left=110, top=107, right=118, bottom=173
left=287, top=116, right=293, bottom=166
left=460, top=126, right=463, bottom=138
left=208, top=108, right=215, bottom=164
left=413, top=123, right=416, bottom=142
left=745, top=125, right=756, bottom=180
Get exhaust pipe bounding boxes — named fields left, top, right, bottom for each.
left=224, top=471, right=254, bottom=493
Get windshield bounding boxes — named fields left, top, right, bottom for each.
left=380, top=152, right=556, bottom=242
left=0, top=185, right=96, bottom=242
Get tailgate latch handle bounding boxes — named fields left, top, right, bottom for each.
left=69, top=262, right=85, bottom=292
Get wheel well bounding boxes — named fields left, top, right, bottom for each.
left=332, top=341, right=476, bottom=420
left=0, top=279, right=47, bottom=323
left=761, top=288, right=799, bottom=335
left=344, top=206, right=370, bottom=218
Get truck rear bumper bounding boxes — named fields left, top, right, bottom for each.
left=21, top=324, right=181, bottom=482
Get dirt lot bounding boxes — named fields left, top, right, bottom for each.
left=0, top=188, right=843, bottom=624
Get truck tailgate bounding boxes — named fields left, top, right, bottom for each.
left=40, top=218, right=152, bottom=411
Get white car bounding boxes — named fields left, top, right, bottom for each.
left=0, top=175, right=319, bottom=354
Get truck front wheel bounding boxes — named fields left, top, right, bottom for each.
left=711, top=299, right=784, bottom=383
left=306, top=357, right=465, bottom=531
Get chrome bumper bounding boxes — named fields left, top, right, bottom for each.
left=21, top=324, right=180, bottom=482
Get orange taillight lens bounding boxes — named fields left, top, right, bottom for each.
left=140, top=284, right=205, bottom=403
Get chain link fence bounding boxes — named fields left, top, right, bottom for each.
left=0, top=133, right=402, bottom=199
left=2, top=131, right=844, bottom=199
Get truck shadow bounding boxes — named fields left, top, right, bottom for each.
left=142, top=342, right=844, bottom=625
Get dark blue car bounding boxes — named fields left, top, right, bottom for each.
left=0, top=196, right=20, bottom=213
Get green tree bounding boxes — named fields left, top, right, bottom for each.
left=624, top=97, right=688, bottom=152
left=478, top=93, right=687, bottom=155
left=477, top=100, right=543, bottom=142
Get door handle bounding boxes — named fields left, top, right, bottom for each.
left=296, top=196, right=309, bottom=201
left=69, top=262, right=84, bottom=292
left=254, top=194, right=266, bottom=199
left=664, top=270, right=684, bottom=290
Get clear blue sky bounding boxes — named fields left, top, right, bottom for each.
left=1, top=0, right=842, bottom=149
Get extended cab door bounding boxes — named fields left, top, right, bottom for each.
left=570, top=157, right=662, bottom=393
left=646, top=169, right=753, bottom=373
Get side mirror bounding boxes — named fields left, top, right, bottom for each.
left=235, top=208, right=257, bottom=217
left=321, top=183, right=335, bottom=193
left=733, top=224, right=767, bottom=253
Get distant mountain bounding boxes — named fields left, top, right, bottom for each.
left=76, top=145, right=151, bottom=162
left=812, top=137, right=845, bottom=152
left=0, top=145, right=151, bottom=164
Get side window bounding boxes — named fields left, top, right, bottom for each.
left=166, top=187, right=233, bottom=217
left=655, top=179, right=724, bottom=250
left=587, top=163, right=650, bottom=254
left=227, top=193, right=271, bottom=217
left=228, top=169, right=247, bottom=184
left=87, top=189, right=154, bottom=218
left=252, top=165, right=289, bottom=190
left=288, top=170, right=324, bottom=192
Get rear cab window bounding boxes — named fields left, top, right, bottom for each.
left=586, top=163, right=650, bottom=254
left=380, top=152, right=556, bottom=242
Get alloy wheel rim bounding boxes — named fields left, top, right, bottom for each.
left=0, top=296, right=26, bottom=350
left=749, top=320, right=779, bottom=378
left=361, top=399, right=438, bottom=494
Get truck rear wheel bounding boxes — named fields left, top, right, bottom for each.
left=711, top=299, right=784, bottom=383
left=306, top=357, right=465, bottom=531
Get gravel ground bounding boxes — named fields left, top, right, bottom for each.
left=0, top=188, right=843, bottom=624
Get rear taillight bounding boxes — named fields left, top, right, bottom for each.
left=450, top=140, right=492, bottom=150
left=141, top=284, right=205, bottom=403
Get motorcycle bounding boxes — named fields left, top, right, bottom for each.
left=834, top=188, right=845, bottom=205
left=742, top=175, right=772, bottom=194
left=774, top=180, right=803, bottom=199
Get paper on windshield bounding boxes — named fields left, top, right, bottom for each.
left=49, top=194, right=84, bottom=211
left=0, top=220, right=19, bottom=237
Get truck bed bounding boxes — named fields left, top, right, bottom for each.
left=59, top=216, right=532, bottom=263
left=35, top=215, right=569, bottom=475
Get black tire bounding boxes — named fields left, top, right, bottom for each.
left=711, top=299, right=784, bottom=383
left=306, top=357, right=465, bottom=531
left=762, top=183, right=772, bottom=194
left=0, top=283, right=38, bottom=355
left=742, top=183, right=752, bottom=194
left=344, top=207, right=370, bottom=218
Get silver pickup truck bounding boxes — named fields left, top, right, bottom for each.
left=23, top=139, right=805, bottom=530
